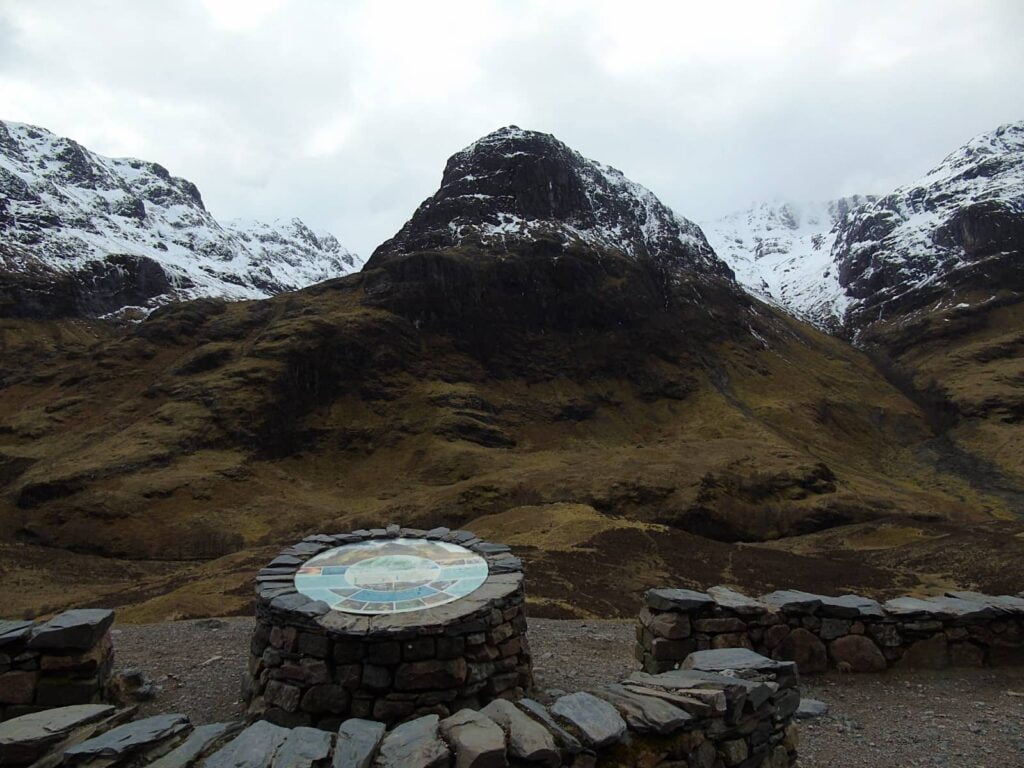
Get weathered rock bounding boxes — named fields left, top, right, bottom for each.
left=645, top=589, right=714, bottom=613
left=828, top=635, right=886, bottom=672
left=0, top=621, right=34, bottom=648
left=648, top=612, right=691, bottom=640
left=0, top=671, right=36, bottom=705
left=439, top=709, right=508, bottom=768
left=480, top=699, right=558, bottom=765
left=28, top=609, right=114, bottom=650
left=269, top=726, right=332, bottom=768
left=898, top=634, right=949, bottom=669
left=596, top=684, right=690, bottom=735
left=771, top=628, right=828, bottom=674
left=549, top=691, right=626, bottom=750
left=946, top=591, right=1024, bottom=615
left=0, top=704, right=116, bottom=765
left=63, top=714, right=191, bottom=764
left=795, top=698, right=829, bottom=719
left=333, top=719, right=385, bottom=768
left=818, top=618, right=851, bottom=641
left=719, top=737, right=748, bottom=766
left=148, top=723, right=242, bottom=768
left=514, top=699, right=582, bottom=755
left=816, top=595, right=883, bottom=619
left=619, top=684, right=724, bottom=718
left=375, top=715, right=450, bottom=768
left=394, top=658, right=467, bottom=691
left=204, top=720, right=292, bottom=768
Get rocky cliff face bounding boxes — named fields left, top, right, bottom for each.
left=702, top=196, right=876, bottom=330
left=831, top=121, right=1024, bottom=337
left=0, top=120, right=361, bottom=318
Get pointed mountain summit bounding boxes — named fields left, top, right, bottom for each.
left=369, top=126, right=730, bottom=279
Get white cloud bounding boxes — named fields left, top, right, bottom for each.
left=1, top=0, right=1022, bottom=256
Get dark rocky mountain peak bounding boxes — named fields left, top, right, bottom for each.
left=369, top=126, right=731, bottom=279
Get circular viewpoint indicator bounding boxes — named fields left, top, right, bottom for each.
left=294, top=538, right=489, bottom=614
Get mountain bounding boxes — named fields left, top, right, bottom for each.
left=702, top=196, right=875, bottom=331
left=1, top=125, right=1022, bottom=624
left=832, top=120, right=1024, bottom=338
left=0, top=120, right=361, bottom=318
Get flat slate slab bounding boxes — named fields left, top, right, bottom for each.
left=148, top=723, right=241, bottom=768
left=550, top=691, right=626, bottom=750
left=596, top=685, right=691, bottom=735
left=28, top=609, right=115, bottom=650
left=64, top=714, right=191, bottom=764
left=946, top=591, right=1024, bottom=615
left=706, top=587, right=770, bottom=615
left=375, top=715, right=450, bottom=768
left=480, top=699, right=557, bottom=765
left=0, top=620, right=34, bottom=647
left=203, top=720, right=291, bottom=768
left=439, top=709, right=507, bottom=768
left=270, top=727, right=332, bottom=768
left=760, top=590, right=823, bottom=614
left=816, top=594, right=884, bottom=619
left=0, top=704, right=116, bottom=764
left=682, top=648, right=799, bottom=689
left=885, top=596, right=999, bottom=621
left=333, top=719, right=385, bottom=768
left=515, top=699, right=582, bottom=755
left=645, top=588, right=714, bottom=613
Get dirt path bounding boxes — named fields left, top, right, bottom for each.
left=112, top=617, right=1024, bottom=766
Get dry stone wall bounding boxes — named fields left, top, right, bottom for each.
left=1, top=646, right=801, bottom=767
left=0, top=609, right=115, bottom=721
left=636, top=586, right=1024, bottom=675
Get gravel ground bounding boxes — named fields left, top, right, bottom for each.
left=112, top=617, right=1024, bottom=766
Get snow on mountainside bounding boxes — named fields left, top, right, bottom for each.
left=702, top=196, right=875, bottom=329
left=370, top=126, right=730, bottom=278
left=0, top=119, right=361, bottom=316
left=832, top=120, right=1024, bottom=332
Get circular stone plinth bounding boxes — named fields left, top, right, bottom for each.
left=244, top=526, right=531, bottom=728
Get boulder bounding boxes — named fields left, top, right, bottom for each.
left=898, top=634, right=949, bottom=669
left=828, top=635, right=886, bottom=672
left=772, top=628, right=828, bottom=674
left=439, top=709, right=508, bottom=768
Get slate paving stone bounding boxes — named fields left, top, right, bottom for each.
left=480, top=699, right=558, bottom=766
left=706, top=587, right=769, bottom=616
left=203, top=720, right=291, bottom=768
left=439, top=709, right=507, bottom=768
left=683, top=648, right=799, bottom=689
left=549, top=691, right=626, bottom=750
left=28, top=610, right=115, bottom=650
left=63, top=714, right=191, bottom=764
left=374, top=715, right=450, bottom=768
left=148, top=723, right=242, bottom=768
left=945, top=591, right=1024, bottom=615
left=760, top=590, right=823, bottom=614
left=332, top=719, right=385, bottom=768
left=815, top=594, right=884, bottom=619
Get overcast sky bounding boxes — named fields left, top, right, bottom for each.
left=2, top=0, right=1022, bottom=256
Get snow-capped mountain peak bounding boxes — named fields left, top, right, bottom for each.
left=369, top=126, right=731, bottom=278
left=0, top=119, right=362, bottom=317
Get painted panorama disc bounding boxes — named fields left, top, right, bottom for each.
left=293, top=537, right=489, bottom=614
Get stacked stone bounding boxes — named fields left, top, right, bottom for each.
left=636, top=586, right=1024, bottom=675
left=0, top=610, right=115, bottom=721
left=3, top=647, right=801, bottom=767
left=244, top=526, right=532, bottom=728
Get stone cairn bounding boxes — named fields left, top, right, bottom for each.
left=636, top=586, right=1024, bottom=675
left=0, top=609, right=115, bottom=721
left=0, top=646, right=801, bottom=768
left=244, top=526, right=532, bottom=728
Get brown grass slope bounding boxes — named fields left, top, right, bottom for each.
left=1, top=245, right=1021, bottom=621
